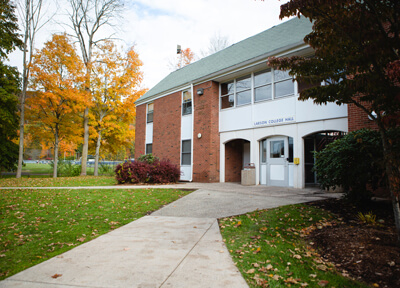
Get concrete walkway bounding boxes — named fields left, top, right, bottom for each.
left=0, top=183, right=341, bottom=288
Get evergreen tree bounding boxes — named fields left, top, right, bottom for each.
left=0, top=0, right=23, bottom=172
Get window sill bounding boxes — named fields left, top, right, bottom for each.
left=236, top=102, right=252, bottom=107
left=274, top=94, right=295, bottom=100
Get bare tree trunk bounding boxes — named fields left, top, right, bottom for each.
left=68, top=0, right=122, bottom=176
left=16, top=96, right=26, bottom=178
left=16, top=0, right=49, bottom=178
left=392, top=194, right=400, bottom=245
left=94, top=129, right=102, bottom=176
left=16, top=0, right=30, bottom=178
left=80, top=107, right=89, bottom=175
left=53, top=130, right=59, bottom=178
left=380, top=128, right=400, bottom=244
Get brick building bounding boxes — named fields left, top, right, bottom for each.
left=135, top=17, right=351, bottom=188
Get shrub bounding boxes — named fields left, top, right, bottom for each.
left=60, top=161, right=81, bottom=177
left=115, top=157, right=180, bottom=184
left=115, top=160, right=150, bottom=184
left=50, top=160, right=81, bottom=177
left=99, top=162, right=114, bottom=176
left=149, top=159, right=181, bottom=184
left=314, top=129, right=385, bottom=203
left=357, top=211, right=377, bottom=225
left=137, top=153, right=159, bottom=164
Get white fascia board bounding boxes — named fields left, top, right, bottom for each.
left=135, top=84, right=192, bottom=106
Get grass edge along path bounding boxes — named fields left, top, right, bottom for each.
left=219, top=204, right=369, bottom=288
left=0, top=188, right=192, bottom=280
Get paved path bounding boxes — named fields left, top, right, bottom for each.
left=0, top=183, right=340, bottom=288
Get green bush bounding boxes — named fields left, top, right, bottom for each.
left=137, top=153, right=159, bottom=164
left=50, top=160, right=81, bottom=177
left=99, top=162, right=114, bottom=176
left=314, top=129, right=385, bottom=203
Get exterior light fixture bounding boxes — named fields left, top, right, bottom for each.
left=368, top=111, right=377, bottom=120
left=197, top=88, right=204, bottom=96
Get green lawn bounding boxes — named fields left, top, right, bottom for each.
left=21, top=163, right=53, bottom=174
left=0, top=188, right=192, bottom=280
left=219, top=204, right=368, bottom=288
left=0, top=176, right=117, bottom=187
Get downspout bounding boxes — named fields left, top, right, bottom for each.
left=190, top=83, right=194, bottom=182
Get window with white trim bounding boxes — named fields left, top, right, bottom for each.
left=145, top=143, right=152, bottom=154
left=220, top=69, right=294, bottom=109
left=236, top=75, right=251, bottom=106
left=181, top=140, right=191, bottom=165
left=147, top=103, right=154, bottom=123
left=182, top=90, right=192, bottom=115
left=254, top=69, right=272, bottom=102
left=221, top=81, right=234, bottom=109
left=274, top=70, right=294, bottom=98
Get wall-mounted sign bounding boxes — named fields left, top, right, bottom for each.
left=253, top=116, right=295, bottom=127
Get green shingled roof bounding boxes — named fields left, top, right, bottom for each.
left=136, top=17, right=312, bottom=104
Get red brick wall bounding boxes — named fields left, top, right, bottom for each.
left=225, top=140, right=244, bottom=182
left=135, top=82, right=222, bottom=182
left=153, top=92, right=181, bottom=166
left=134, top=104, right=146, bottom=158
left=192, top=81, right=220, bottom=182
left=348, top=101, right=379, bottom=132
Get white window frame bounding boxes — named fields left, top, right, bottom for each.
left=254, top=69, right=273, bottom=103
left=145, top=143, right=152, bottom=154
left=220, top=81, right=235, bottom=109
left=235, top=75, right=252, bottom=107
left=220, top=69, right=295, bottom=110
left=182, top=90, right=192, bottom=116
left=181, top=139, right=191, bottom=165
left=273, top=69, right=294, bottom=99
left=147, top=102, right=154, bottom=123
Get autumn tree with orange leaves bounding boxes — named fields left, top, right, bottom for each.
left=169, top=47, right=196, bottom=70
left=26, top=33, right=89, bottom=178
left=89, top=41, right=146, bottom=176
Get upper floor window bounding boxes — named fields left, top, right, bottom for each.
left=147, top=103, right=154, bottom=123
left=221, top=81, right=234, bottom=109
left=220, top=69, right=295, bottom=109
left=254, top=69, right=272, bottom=102
left=236, top=75, right=252, bottom=106
left=274, top=70, right=294, bottom=98
left=182, top=90, right=192, bottom=115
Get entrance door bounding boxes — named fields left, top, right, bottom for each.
left=267, top=137, right=288, bottom=186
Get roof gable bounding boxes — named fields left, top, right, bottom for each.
left=137, top=17, right=312, bottom=104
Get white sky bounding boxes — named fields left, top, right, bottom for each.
left=8, top=0, right=289, bottom=90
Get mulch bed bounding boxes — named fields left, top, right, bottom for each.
left=308, top=198, right=400, bottom=288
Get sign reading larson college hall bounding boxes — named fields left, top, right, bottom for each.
left=253, top=116, right=295, bottom=127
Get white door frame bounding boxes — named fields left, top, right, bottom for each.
left=266, top=136, right=289, bottom=187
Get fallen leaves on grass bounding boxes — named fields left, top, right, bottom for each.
left=219, top=205, right=365, bottom=288
left=0, top=188, right=192, bottom=281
